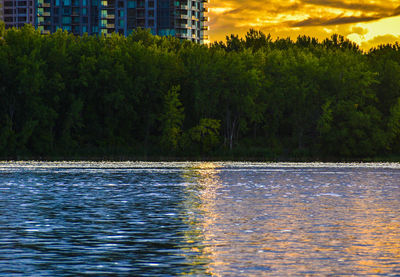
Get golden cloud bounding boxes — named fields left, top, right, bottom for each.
left=207, top=0, right=400, bottom=49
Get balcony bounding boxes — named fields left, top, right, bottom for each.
left=106, top=14, right=115, bottom=19
left=176, top=14, right=188, bottom=19
left=201, top=16, right=209, bottom=21
left=176, top=23, right=189, bottom=29
left=43, top=12, right=50, bottom=16
left=201, top=26, right=209, bottom=31
left=176, top=4, right=188, bottom=10
left=38, top=2, right=50, bottom=7
left=107, top=24, right=114, bottom=28
left=201, top=7, right=208, bottom=12
left=201, top=35, right=208, bottom=40
left=176, top=33, right=189, bottom=39
left=201, top=0, right=208, bottom=2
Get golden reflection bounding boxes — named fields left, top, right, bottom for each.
left=180, top=164, right=400, bottom=275
left=180, top=162, right=223, bottom=276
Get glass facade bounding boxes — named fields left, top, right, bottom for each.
left=3, top=0, right=35, bottom=29
left=0, top=0, right=4, bottom=23
left=3, top=0, right=208, bottom=43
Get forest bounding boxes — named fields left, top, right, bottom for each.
left=1, top=23, right=400, bottom=160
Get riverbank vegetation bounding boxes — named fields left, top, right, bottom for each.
left=0, top=24, right=400, bottom=160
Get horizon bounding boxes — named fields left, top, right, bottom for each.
left=207, top=0, right=400, bottom=50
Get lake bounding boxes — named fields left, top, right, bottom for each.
left=0, top=162, right=399, bottom=276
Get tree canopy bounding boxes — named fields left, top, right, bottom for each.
left=0, top=25, right=400, bottom=160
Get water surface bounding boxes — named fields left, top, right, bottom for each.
left=0, top=162, right=399, bottom=276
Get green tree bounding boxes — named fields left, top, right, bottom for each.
left=0, top=21, right=5, bottom=38
left=160, top=86, right=185, bottom=152
left=317, top=49, right=384, bottom=157
left=185, top=118, right=221, bottom=153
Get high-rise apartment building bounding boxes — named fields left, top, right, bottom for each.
left=1, top=0, right=4, bottom=23
left=3, top=0, right=35, bottom=28
left=3, top=0, right=208, bottom=43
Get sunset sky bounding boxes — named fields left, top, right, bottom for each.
left=207, top=0, right=400, bottom=49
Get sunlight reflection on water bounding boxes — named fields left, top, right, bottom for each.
left=0, top=162, right=399, bottom=275
left=181, top=162, right=400, bottom=276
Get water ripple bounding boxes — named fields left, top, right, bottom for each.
left=0, top=162, right=399, bottom=275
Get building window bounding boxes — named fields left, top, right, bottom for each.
left=62, top=16, right=71, bottom=23
left=137, top=0, right=144, bottom=8
left=127, top=1, right=135, bottom=8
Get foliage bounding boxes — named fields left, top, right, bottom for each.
left=160, top=85, right=184, bottom=152
left=184, top=118, right=221, bottom=153
left=0, top=25, right=399, bottom=159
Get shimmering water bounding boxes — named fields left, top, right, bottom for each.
left=0, top=162, right=400, bottom=276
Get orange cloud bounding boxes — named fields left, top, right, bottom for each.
left=207, top=0, right=400, bottom=49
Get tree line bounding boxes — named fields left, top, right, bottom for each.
left=0, top=24, right=400, bottom=160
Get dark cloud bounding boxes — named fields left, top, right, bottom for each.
left=301, top=0, right=392, bottom=13
left=286, top=1, right=400, bottom=28
left=291, top=15, right=380, bottom=27
left=394, top=6, right=400, bottom=16
left=351, top=26, right=368, bottom=35
left=269, top=3, right=303, bottom=14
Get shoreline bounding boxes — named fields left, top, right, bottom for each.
left=1, top=155, right=400, bottom=163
